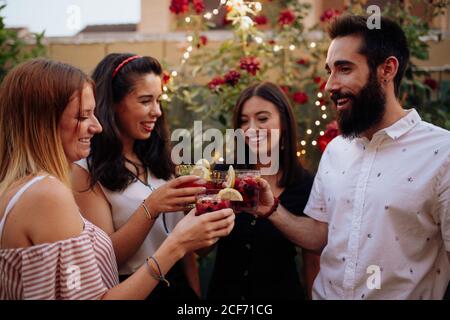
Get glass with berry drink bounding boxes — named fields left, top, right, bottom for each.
left=175, top=164, right=207, bottom=188
left=233, top=170, right=260, bottom=213
left=175, top=164, right=226, bottom=190
left=195, top=190, right=231, bottom=216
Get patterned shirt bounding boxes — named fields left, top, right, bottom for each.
left=304, top=109, right=450, bottom=300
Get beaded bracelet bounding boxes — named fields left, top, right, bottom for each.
left=259, top=197, right=279, bottom=219
left=146, top=256, right=170, bottom=287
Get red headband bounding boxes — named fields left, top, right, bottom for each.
left=112, top=55, right=142, bottom=79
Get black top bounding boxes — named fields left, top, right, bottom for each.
left=207, top=170, right=314, bottom=301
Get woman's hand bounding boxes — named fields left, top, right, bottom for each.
left=254, top=177, right=275, bottom=217
left=144, top=175, right=206, bottom=217
left=169, top=208, right=235, bottom=255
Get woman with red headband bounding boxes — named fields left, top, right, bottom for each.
left=71, top=53, right=235, bottom=301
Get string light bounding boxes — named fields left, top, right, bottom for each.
left=322, top=114, right=327, bottom=119
left=254, top=36, right=263, bottom=44
left=310, top=42, right=317, bottom=48
left=317, top=92, right=323, bottom=98
left=306, top=129, right=312, bottom=135
left=300, top=140, right=306, bottom=146
left=321, top=105, right=326, bottom=111
left=179, top=0, right=228, bottom=70
left=315, top=101, right=320, bottom=106
left=312, top=140, right=317, bottom=146
left=315, top=121, right=321, bottom=126
left=296, top=151, right=301, bottom=157
left=301, top=150, right=306, bottom=155
left=320, top=131, right=325, bottom=136
left=289, top=44, right=296, bottom=51
left=273, top=45, right=282, bottom=52
left=162, top=94, right=169, bottom=100
left=171, top=71, right=178, bottom=77
left=163, top=86, right=168, bottom=92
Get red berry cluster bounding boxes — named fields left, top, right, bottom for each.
left=278, top=9, right=296, bottom=26
left=239, top=56, right=261, bottom=76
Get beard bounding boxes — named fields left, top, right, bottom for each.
left=332, top=74, right=386, bottom=139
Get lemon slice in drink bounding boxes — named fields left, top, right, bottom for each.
left=195, top=158, right=211, bottom=169
left=218, top=188, right=243, bottom=201
left=190, top=165, right=211, bottom=180
left=225, top=165, right=235, bottom=188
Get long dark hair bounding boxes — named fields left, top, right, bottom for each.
left=232, top=82, right=306, bottom=188
left=88, top=53, right=174, bottom=191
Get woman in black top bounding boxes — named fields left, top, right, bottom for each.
left=207, top=82, right=320, bottom=300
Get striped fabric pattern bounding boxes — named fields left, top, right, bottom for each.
left=0, top=218, right=119, bottom=300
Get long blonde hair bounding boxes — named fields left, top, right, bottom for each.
left=0, top=58, right=93, bottom=194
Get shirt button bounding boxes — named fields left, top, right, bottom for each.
left=250, top=219, right=256, bottom=226
left=243, top=270, right=249, bottom=277
left=245, top=243, right=252, bottom=250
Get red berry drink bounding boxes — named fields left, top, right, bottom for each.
left=233, top=170, right=260, bottom=213
left=195, top=193, right=231, bottom=216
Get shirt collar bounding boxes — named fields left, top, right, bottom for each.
left=355, top=109, right=421, bottom=145
left=381, top=109, right=421, bottom=140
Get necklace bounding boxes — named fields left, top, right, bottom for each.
left=126, top=162, right=170, bottom=235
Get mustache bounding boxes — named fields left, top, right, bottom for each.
left=330, top=91, right=355, bottom=105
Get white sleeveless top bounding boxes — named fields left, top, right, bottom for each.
left=75, top=159, right=184, bottom=275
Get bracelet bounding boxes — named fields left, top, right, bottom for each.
left=145, top=256, right=170, bottom=287
left=259, top=197, right=279, bottom=219
left=141, top=200, right=158, bottom=220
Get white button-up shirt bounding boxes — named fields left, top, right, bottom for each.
left=304, top=109, right=450, bottom=300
